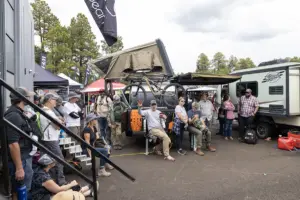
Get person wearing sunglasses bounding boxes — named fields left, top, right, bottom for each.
left=237, top=89, right=259, bottom=142
left=138, top=100, right=175, bottom=161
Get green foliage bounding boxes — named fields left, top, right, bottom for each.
left=101, top=36, right=124, bottom=54
left=196, top=53, right=210, bottom=72
left=211, top=52, right=228, bottom=73
left=228, top=56, right=239, bottom=72
left=237, top=58, right=256, bottom=70
left=290, top=56, right=300, bottom=62
left=34, top=45, right=42, bottom=64
left=68, top=13, right=100, bottom=83
left=31, top=0, right=59, bottom=52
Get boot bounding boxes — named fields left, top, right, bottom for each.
left=195, top=148, right=205, bottom=156
left=105, top=163, right=114, bottom=170
left=97, top=168, right=111, bottom=177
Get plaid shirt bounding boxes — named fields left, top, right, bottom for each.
left=238, top=95, right=259, bottom=117
left=172, top=117, right=181, bottom=135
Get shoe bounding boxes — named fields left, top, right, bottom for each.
left=164, top=155, right=175, bottom=161
left=117, top=146, right=122, bottom=150
left=207, top=146, right=216, bottom=152
left=153, top=147, right=163, bottom=156
left=97, top=168, right=111, bottom=177
left=229, top=137, right=234, bottom=140
left=105, top=163, right=114, bottom=170
left=224, top=137, right=228, bottom=140
left=177, top=149, right=187, bottom=155
left=113, top=146, right=118, bottom=150
left=195, top=148, right=205, bottom=156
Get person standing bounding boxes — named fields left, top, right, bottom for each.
left=173, top=97, right=188, bottom=155
left=64, top=92, right=82, bottom=136
left=5, top=87, right=35, bottom=200
left=238, top=89, right=259, bottom=142
left=94, top=92, right=112, bottom=140
left=40, top=93, right=66, bottom=186
left=223, top=95, right=235, bottom=140
left=138, top=100, right=175, bottom=161
left=199, top=93, right=215, bottom=127
left=107, top=94, right=128, bottom=150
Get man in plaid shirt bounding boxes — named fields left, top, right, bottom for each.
left=238, top=89, right=259, bottom=141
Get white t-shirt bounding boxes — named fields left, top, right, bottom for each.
left=175, top=105, right=187, bottom=120
left=199, top=100, right=214, bottom=121
left=40, top=106, right=60, bottom=141
left=139, top=109, right=163, bottom=131
left=64, top=102, right=81, bottom=127
left=96, top=95, right=112, bottom=117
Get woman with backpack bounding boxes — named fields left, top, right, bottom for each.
left=107, top=94, right=128, bottom=150
left=223, top=94, right=235, bottom=140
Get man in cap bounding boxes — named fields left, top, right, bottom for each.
left=5, top=87, right=35, bottom=200
left=238, top=88, right=259, bottom=142
left=64, top=92, right=83, bottom=136
left=138, top=99, right=175, bottom=161
left=107, top=94, right=128, bottom=150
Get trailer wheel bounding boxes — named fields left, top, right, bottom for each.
left=256, top=122, right=272, bottom=139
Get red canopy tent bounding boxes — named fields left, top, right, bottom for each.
left=81, top=78, right=125, bottom=94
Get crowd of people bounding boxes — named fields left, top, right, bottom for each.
left=4, top=85, right=259, bottom=199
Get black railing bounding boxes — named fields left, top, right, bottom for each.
left=0, top=78, right=135, bottom=199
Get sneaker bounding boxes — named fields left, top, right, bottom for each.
left=97, top=168, right=111, bottom=177
left=105, top=163, right=114, bottom=170
left=177, top=149, right=187, bottom=155
left=207, top=146, right=216, bottom=152
left=224, top=137, right=228, bottom=140
left=153, top=147, right=163, bottom=156
left=164, top=155, right=175, bottom=161
left=229, top=137, right=234, bottom=140
left=195, top=149, right=205, bottom=156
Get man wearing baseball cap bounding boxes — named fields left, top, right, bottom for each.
left=5, top=87, right=35, bottom=200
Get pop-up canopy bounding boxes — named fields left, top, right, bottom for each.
left=58, top=73, right=83, bottom=88
left=82, top=78, right=125, bottom=93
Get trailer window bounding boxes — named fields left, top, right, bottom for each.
left=236, top=81, right=258, bottom=97
left=269, top=86, right=284, bottom=95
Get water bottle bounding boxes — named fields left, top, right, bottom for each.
left=17, top=180, right=27, bottom=200
left=59, top=129, right=65, bottom=138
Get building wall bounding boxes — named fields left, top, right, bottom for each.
left=0, top=0, right=34, bottom=108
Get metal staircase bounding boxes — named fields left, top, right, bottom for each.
left=59, top=136, right=92, bottom=166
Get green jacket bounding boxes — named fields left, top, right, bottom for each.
left=107, top=102, right=128, bottom=125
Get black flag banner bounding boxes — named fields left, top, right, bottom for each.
left=85, top=0, right=117, bottom=46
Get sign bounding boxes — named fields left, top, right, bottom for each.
left=262, top=71, right=284, bottom=83
left=85, top=0, right=117, bottom=46
left=40, top=53, right=47, bottom=69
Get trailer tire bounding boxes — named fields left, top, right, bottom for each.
left=256, top=122, right=272, bottom=139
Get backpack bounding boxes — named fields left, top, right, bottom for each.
left=244, top=129, right=258, bottom=144
left=36, top=112, right=51, bottom=140
left=113, top=103, right=125, bottom=122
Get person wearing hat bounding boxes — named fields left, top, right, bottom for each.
left=40, top=93, right=66, bottom=186
left=64, top=92, right=82, bottom=136
left=53, top=96, right=66, bottom=124
left=237, top=88, right=259, bottom=142
left=187, top=102, right=216, bottom=156
left=138, top=99, right=175, bottom=161
left=82, top=113, right=114, bottom=177
left=199, top=93, right=215, bottom=127
left=107, top=94, right=128, bottom=150
left=31, top=154, right=92, bottom=200
left=5, top=87, right=35, bottom=200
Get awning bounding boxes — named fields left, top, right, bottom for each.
left=58, top=73, right=83, bottom=88
left=170, top=73, right=241, bottom=85
left=34, top=64, right=69, bottom=87
left=82, top=78, right=125, bottom=93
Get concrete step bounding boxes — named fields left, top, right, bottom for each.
left=69, top=145, right=82, bottom=154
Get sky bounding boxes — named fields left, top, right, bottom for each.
left=33, top=0, right=300, bottom=73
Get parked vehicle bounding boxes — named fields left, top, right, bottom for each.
left=228, top=62, right=300, bottom=139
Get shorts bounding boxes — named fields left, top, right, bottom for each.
left=8, top=157, right=33, bottom=192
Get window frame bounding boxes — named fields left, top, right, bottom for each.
left=236, top=81, right=258, bottom=97
left=269, top=85, right=284, bottom=95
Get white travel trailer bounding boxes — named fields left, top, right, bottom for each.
left=228, top=62, right=300, bottom=139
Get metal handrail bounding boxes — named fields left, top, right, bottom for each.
left=0, top=78, right=135, bottom=199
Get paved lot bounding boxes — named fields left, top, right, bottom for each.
left=71, top=124, right=300, bottom=200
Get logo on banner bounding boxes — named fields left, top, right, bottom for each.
left=40, top=53, right=47, bottom=69
left=262, top=71, right=284, bottom=83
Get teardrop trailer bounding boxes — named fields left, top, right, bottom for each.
left=89, top=39, right=241, bottom=153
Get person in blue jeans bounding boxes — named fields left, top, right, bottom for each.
left=82, top=113, right=114, bottom=177
left=5, top=87, right=36, bottom=200
left=223, top=95, right=235, bottom=140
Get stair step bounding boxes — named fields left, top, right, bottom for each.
left=85, top=162, right=92, bottom=166
left=64, top=142, right=75, bottom=149
left=60, top=137, right=72, bottom=145
left=75, top=153, right=86, bottom=158
left=69, top=145, right=82, bottom=154
left=80, top=157, right=91, bottom=162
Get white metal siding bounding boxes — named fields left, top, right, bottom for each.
left=289, top=68, right=300, bottom=114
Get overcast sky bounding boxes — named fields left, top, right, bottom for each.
left=38, top=0, right=300, bottom=73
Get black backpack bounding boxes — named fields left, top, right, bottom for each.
left=244, top=129, right=258, bottom=144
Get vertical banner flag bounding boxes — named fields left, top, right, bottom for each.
left=40, top=53, right=47, bottom=69
left=84, top=65, right=91, bottom=85
left=85, top=0, right=117, bottom=46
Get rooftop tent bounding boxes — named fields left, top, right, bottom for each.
left=170, top=73, right=241, bottom=85
left=82, top=78, right=125, bottom=93
left=34, top=64, right=69, bottom=88
left=89, top=39, right=174, bottom=82
left=58, top=73, right=83, bottom=88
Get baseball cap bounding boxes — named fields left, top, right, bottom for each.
left=150, top=100, right=157, bottom=105
left=113, top=94, right=120, bottom=101
left=85, top=113, right=99, bottom=124
left=42, top=93, right=58, bottom=104
left=10, top=87, right=35, bottom=101
left=38, top=154, right=55, bottom=166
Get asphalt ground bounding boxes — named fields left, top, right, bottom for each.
left=54, top=124, right=300, bottom=199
